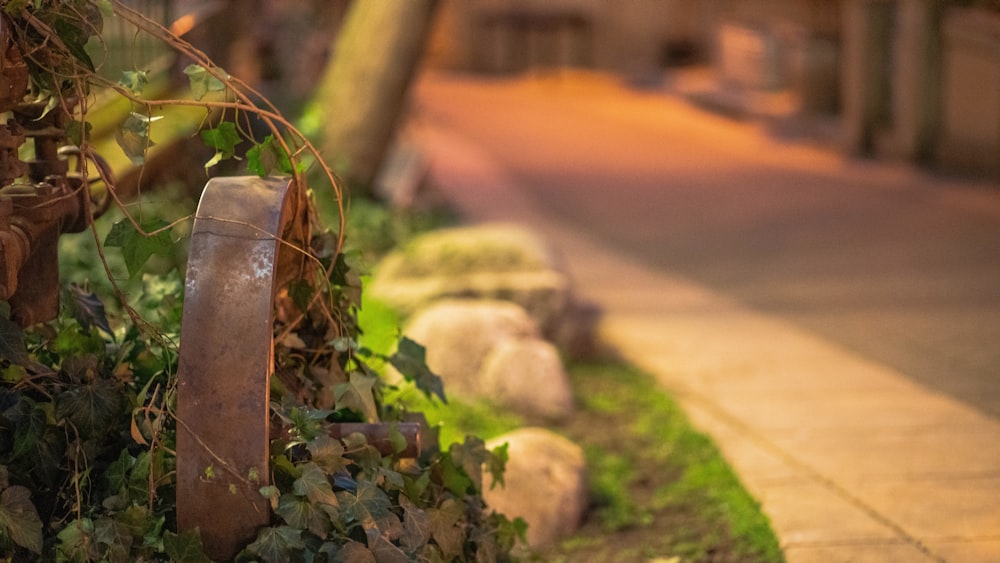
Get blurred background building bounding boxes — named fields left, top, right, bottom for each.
left=99, top=1, right=999, bottom=182
left=424, top=0, right=1000, bottom=180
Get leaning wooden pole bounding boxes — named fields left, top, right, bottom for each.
left=315, top=0, right=439, bottom=208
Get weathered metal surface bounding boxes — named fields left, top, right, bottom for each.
left=1, top=178, right=91, bottom=325
left=176, top=176, right=303, bottom=561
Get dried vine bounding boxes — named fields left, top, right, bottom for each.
left=0, top=2, right=523, bottom=561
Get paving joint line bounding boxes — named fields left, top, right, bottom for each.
left=629, top=358, right=948, bottom=563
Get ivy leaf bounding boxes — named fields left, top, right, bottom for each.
left=3, top=0, right=31, bottom=17
left=439, top=453, right=473, bottom=497
left=66, top=284, right=113, bottom=337
left=293, top=463, right=339, bottom=507
left=93, top=518, right=130, bottom=561
left=334, top=372, right=379, bottom=422
left=126, top=451, right=151, bottom=504
left=104, top=218, right=175, bottom=279
left=336, top=481, right=391, bottom=531
left=201, top=122, right=241, bottom=169
left=0, top=314, right=31, bottom=366
left=486, top=443, right=510, bottom=490
left=389, top=337, right=446, bottom=403
left=163, top=529, right=213, bottom=562
left=427, top=499, right=465, bottom=561
left=51, top=14, right=96, bottom=72
left=450, top=436, right=489, bottom=493
left=115, top=112, right=162, bottom=165
left=119, top=70, right=148, bottom=95
left=56, top=518, right=99, bottom=562
left=56, top=380, right=126, bottom=439
left=0, top=485, right=42, bottom=553
left=305, top=435, right=348, bottom=474
left=183, top=64, right=226, bottom=100
left=367, top=531, right=409, bottom=563
left=275, top=494, right=329, bottom=538
left=287, top=279, right=314, bottom=313
left=8, top=398, right=46, bottom=461
left=244, top=526, right=304, bottom=563
left=247, top=134, right=294, bottom=177
left=104, top=448, right=132, bottom=493
left=327, top=540, right=375, bottom=562
left=65, top=120, right=92, bottom=147
left=398, top=494, right=430, bottom=551
left=116, top=504, right=164, bottom=545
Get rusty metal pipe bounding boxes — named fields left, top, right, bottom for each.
left=329, top=422, right=422, bottom=459
left=176, top=176, right=300, bottom=561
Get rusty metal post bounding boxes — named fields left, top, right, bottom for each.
left=176, top=176, right=303, bottom=561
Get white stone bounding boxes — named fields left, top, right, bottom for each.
left=369, top=223, right=572, bottom=335
left=480, top=339, right=575, bottom=420
left=402, top=299, right=538, bottom=397
left=484, top=428, right=588, bottom=547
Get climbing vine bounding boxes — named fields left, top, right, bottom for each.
left=0, top=1, right=523, bottom=560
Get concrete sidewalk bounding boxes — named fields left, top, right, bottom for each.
left=409, top=119, right=1000, bottom=563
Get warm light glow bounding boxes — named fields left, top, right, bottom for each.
left=169, top=14, right=196, bottom=37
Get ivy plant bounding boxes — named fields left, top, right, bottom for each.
left=0, top=1, right=526, bottom=561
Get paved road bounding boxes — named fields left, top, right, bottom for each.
left=413, top=73, right=1000, bottom=421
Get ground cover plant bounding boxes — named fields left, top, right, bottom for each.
left=0, top=1, right=522, bottom=560
left=394, top=354, right=786, bottom=563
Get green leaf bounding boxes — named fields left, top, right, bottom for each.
left=104, top=448, right=133, bottom=492
left=450, top=436, right=489, bottom=493
left=378, top=466, right=405, bottom=491
left=427, top=499, right=464, bottom=561
left=287, top=279, right=314, bottom=313
left=275, top=494, right=329, bottom=538
left=368, top=530, right=409, bottom=563
left=398, top=494, right=430, bottom=551
left=183, top=64, right=226, bottom=100
left=336, top=481, right=391, bottom=531
left=334, top=372, right=379, bottom=422
left=115, top=504, right=162, bottom=544
left=93, top=518, right=130, bottom=561
left=56, top=518, right=99, bottom=562
left=257, top=485, right=280, bottom=511
left=104, top=218, right=175, bottom=279
left=293, top=462, right=339, bottom=507
left=0, top=314, right=31, bottom=366
left=1, top=364, right=24, bottom=383
left=326, top=540, right=376, bottom=562
left=306, top=435, right=348, bottom=474
left=286, top=405, right=335, bottom=442
left=200, top=122, right=241, bottom=169
left=486, top=443, right=510, bottom=490
left=126, top=451, right=152, bottom=504
left=389, top=337, right=446, bottom=403
left=65, top=120, right=92, bottom=147
left=163, top=529, right=213, bottom=562
left=115, top=112, right=162, bottom=165
left=94, top=0, right=113, bottom=17
left=56, top=379, right=126, bottom=439
left=0, top=485, right=42, bottom=553
left=439, top=453, right=473, bottom=497
left=247, top=134, right=294, bottom=177
left=119, top=70, right=148, bottom=95
left=244, top=526, right=304, bottom=563
left=8, top=398, right=46, bottom=461
left=66, top=284, right=113, bottom=337
left=3, top=0, right=31, bottom=17
left=51, top=15, right=96, bottom=73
